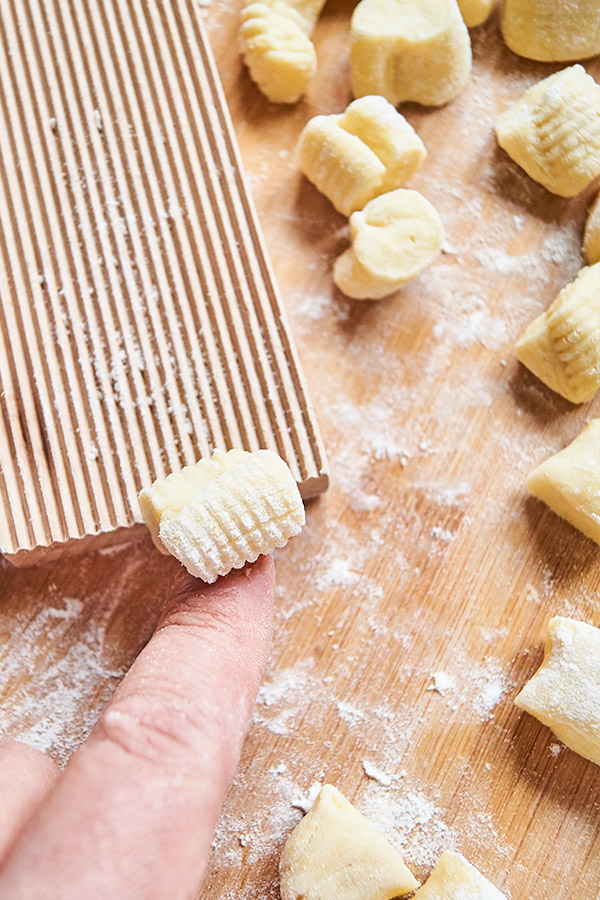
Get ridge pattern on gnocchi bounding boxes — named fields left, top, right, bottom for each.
left=240, top=0, right=327, bottom=103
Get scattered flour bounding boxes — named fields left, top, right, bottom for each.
left=432, top=296, right=508, bottom=351
left=0, top=595, right=126, bottom=765
left=316, top=558, right=360, bottom=590
left=362, top=759, right=393, bottom=787
left=427, top=672, right=456, bottom=694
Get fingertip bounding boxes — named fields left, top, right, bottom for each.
left=168, top=554, right=275, bottom=609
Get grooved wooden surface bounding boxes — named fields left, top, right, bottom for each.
left=0, top=0, right=327, bottom=561
left=0, top=3, right=599, bottom=900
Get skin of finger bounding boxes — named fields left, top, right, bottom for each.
left=0, top=555, right=275, bottom=900
left=0, top=740, right=60, bottom=864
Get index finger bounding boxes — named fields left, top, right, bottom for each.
left=0, top=555, right=275, bottom=900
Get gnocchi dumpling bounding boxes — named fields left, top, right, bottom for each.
left=515, top=264, right=600, bottom=404
left=501, top=0, right=600, bottom=62
left=240, top=0, right=327, bottom=103
left=515, top=617, right=600, bottom=766
left=139, top=448, right=249, bottom=553
left=333, top=189, right=444, bottom=300
left=496, top=66, right=600, bottom=197
left=279, top=784, right=418, bottom=900
left=350, top=0, right=472, bottom=107
left=526, top=419, right=600, bottom=546
left=412, top=850, right=507, bottom=900
left=298, top=96, right=426, bottom=216
left=457, top=0, right=496, bottom=28
left=584, top=193, right=600, bottom=265
left=139, top=448, right=305, bottom=582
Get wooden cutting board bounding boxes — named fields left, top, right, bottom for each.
left=1, top=2, right=599, bottom=898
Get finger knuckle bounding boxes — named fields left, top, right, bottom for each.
left=97, top=691, right=216, bottom=776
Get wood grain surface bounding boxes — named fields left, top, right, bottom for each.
left=1, top=2, right=599, bottom=898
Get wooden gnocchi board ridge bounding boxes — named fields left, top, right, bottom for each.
left=0, top=0, right=328, bottom=564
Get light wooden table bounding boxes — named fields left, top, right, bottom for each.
left=1, top=3, right=599, bottom=898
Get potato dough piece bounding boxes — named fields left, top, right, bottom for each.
left=515, top=264, right=600, bottom=404
left=334, top=189, right=444, bottom=299
left=584, top=193, right=600, bottom=265
left=457, top=0, right=496, bottom=28
left=298, top=96, right=426, bottom=216
left=350, top=0, right=472, bottom=107
left=279, top=784, right=418, bottom=900
left=139, top=448, right=305, bottom=581
left=240, top=0, right=327, bottom=103
left=526, top=419, right=600, bottom=546
left=515, top=617, right=600, bottom=766
left=496, top=65, right=600, bottom=197
left=138, top=448, right=249, bottom=553
left=501, top=0, right=600, bottom=62
left=412, top=851, right=507, bottom=899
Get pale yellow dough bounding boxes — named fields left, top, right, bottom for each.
left=279, top=784, right=418, bottom=900
left=333, top=189, right=444, bottom=300
left=526, top=419, right=600, bottom=546
left=350, top=0, right=472, bottom=107
left=139, top=448, right=305, bottom=582
left=502, top=0, right=600, bottom=62
left=240, top=0, right=327, bottom=103
left=515, top=617, right=600, bottom=766
left=138, top=448, right=248, bottom=553
left=496, top=65, right=600, bottom=197
left=298, top=96, right=426, bottom=216
left=412, top=851, right=507, bottom=900
left=584, top=193, right=600, bottom=265
left=457, top=0, right=496, bottom=28
left=515, top=264, right=600, bottom=404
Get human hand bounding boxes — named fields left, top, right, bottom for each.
left=0, top=554, right=275, bottom=899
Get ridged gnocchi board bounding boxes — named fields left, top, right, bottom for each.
left=1, top=6, right=600, bottom=900
left=0, top=0, right=328, bottom=566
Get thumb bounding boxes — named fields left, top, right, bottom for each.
left=0, top=555, right=275, bottom=900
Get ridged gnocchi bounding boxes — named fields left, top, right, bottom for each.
left=333, top=189, right=444, bottom=300
left=298, top=96, right=426, bottom=216
left=457, top=0, right=496, bottom=28
left=515, top=264, right=600, bottom=405
left=584, top=193, right=600, bottom=265
left=515, top=617, right=600, bottom=766
left=527, top=419, right=600, bottom=546
left=496, top=65, right=600, bottom=197
left=350, top=0, right=472, bottom=107
left=502, top=0, right=600, bottom=62
left=240, top=0, right=327, bottom=103
left=139, top=448, right=305, bottom=582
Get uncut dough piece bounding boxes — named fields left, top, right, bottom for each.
left=412, top=851, right=507, bottom=900
left=138, top=448, right=249, bottom=553
left=240, top=0, right=327, bottom=103
left=515, top=617, right=600, bottom=766
left=140, top=448, right=305, bottom=581
left=502, top=0, right=600, bottom=62
left=526, top=419, right=600, bottom=545
left=279, top=784, right=418, bottom=900
left=334, top=189, right=444, bottom=300
left=515, top=264, right=600, bottom=404
left=351, top=0, right=472, bottom=107
left=496, top=65, right=600, bottom=197
left=584, top=193, right=600, bottom=264
left=457, top=0, right=496, bottom=28
left=298, top=96, right=426, bottom=216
